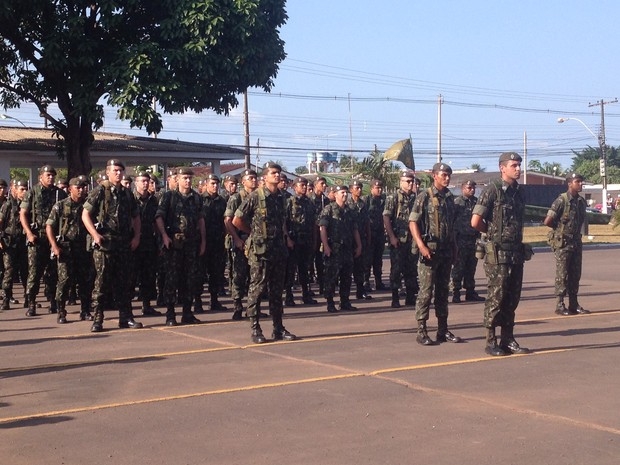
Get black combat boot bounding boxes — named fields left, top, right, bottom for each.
left=91, top=310, right=104, bottom=332
left=499, top=326, right=531, bottom=354
left=452, top=290, right=461, bottom=303
left=80, top=302, right=93, bottom=321
left=465, top=291, right=485, bottom=302
left=568, top=294, right=589, bottom=314
left=340, top=300, right=358, bottom=311
left=250, top=317, right=267, bottom=344
left=375, top=277, right=387, bottom=291
left=555, top=296, right=571, bottom=316
left=284, top=289, right=296, bottom=307
left=193, top=296, right=205, bottom=314
left=301, top=284, right=318, bottom=304
left=1, top=293, right=9, bottom=310
left=165, top=304, right=178, bottom=326
left=272, top=312, right=297, bottom=341
left=436, top=317, right=462, bottom=343
left=232, top=299, right=244, bottom=321
left=209, top=293, right=226, bottom=312
left=48, top=300, right=58, bottom=314
left=416, top=321, right=434, bottom=346
left=356, top=283, right=372, bottom=300
left=391, top=290, right=401, bottom=309
left=118, top=306, right=143, bottom=329
left=142, top=299, right=162, bottom=316
left=404, top=291, right=416, bottom=306
left=26, top=297, right=37, bottom=317
left=484, top=327, right=507, bottom=356
left=57, top=302, right=67, bottom=324
left=181, top=304, right=201, bottom=324
left=326, top=297, right=338, bottom=313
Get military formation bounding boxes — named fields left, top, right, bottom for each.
left=0, top=153, right=591, bottom=354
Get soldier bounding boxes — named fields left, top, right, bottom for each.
left=199, top=173, right=227, bottom=312
left=46, top=177, right=93, bottom=323
left=221, top=175, right=238, bottom=203
left=155, top=167, right=206, bottom=326
left=149, top=175, right=160, bottom=197
left=319, top=185, right=362, bottom=313
left=225, top=169, right=257, bottom=320
left=0, top=179, right=29, bottom=310
left=471, top=152, right=531, bottom=356
left=383, top=170, right=418, bottom=308
left=348, top=180, right=372, bottom=301
left=120, top=175, right=132, bottom=189
left=132, top=171, right=162, bottom=316
left=20, top=164, right=67, bottom=316
left=82, top=159, right=143, bottom=332
left=450, top=180, right=485, bottom=303
left=544, top=172, right=589, bottom=316
left=285, top=177, right=318, bottom=306
left=310, top=176, right=330, bottom=295
left=232, top=162, right=297, bottom=344
left=364, top=179, right=387, bottom=291
left=410, top=163, right=461, bottom=345
left=56, top=177, right=68, bottom=194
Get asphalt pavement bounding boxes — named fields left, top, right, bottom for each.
left=1, top=246, right=620, bottom=465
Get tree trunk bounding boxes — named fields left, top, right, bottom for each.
left=63, top=117, right=93, bottom=179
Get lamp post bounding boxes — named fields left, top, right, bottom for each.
left=0, top=114, right=27, bottom=127
left=557, top=117, right=609, bottom=214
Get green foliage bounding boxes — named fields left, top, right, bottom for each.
left=351, top=149, right=400, bottom=190
left=527, top=159, right=564, bottom=176
left=570, top=146, right=620, bottom=184
left=0, top=1, right=287, bottom=176
left=294, top=165, right=309, bottom=174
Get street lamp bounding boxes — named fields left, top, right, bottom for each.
left=557, top=117, right=609, bottom=214
left=0, top=113, right=27, bottom=127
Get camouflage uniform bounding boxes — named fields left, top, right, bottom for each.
left=156, top=187, right=204, bottom=323
left=364, top=189, right=386, bottom=289
left=200, top=189, right=227, bottom=310
left=450, top=189, right=483, bottom=301
left=319, top=192, right=359, bottom=311
left=83, top=180, right=141, bottom=330
left=225, top=189, right=251, bottom=311
left=0, top=191, right=27, bottom=309
left=383, top=189, right=418, bottom=305
left=410, top=182, right=459, bottom=343
left=347, top=185, right=372, bottom=300
left=546, top=187, right=588, bottom=314
left=310, top=190, right=330, bottom=294
left=133, top=189, right=160, bottom=314
left=21, top=180, right=67, bottom=315
left=235, top=184, right=292, bottom=341
left=46, top=193, right=93, bottom=321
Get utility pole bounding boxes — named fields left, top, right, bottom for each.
left=588, top=98, right=617, bottom=214
left=523, top=130, right=528, bottom=185
left=437, top=94, right=443, bottom=163
left=243, top=89, right=251, bottom=170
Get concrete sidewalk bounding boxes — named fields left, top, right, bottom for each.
left=1, top=247, right=619, bottom=465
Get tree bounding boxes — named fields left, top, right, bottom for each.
left=351, top=149, right=400, bottom=190
left=469, top=163, right=485, bottom=172
left=570, top=146, right=620, bottom=184
left=0, top=1, right=287, bottom=177
left=294, top=165, right=309, bottom=175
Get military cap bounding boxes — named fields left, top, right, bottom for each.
left=0, top=178, right=8, bottom=187
left=77, top=175, right=89, bottom=184
left=241, top=169, right=258, bottom=178
left=294, top=177, right=308, bottom=185
left=150, top=175, right=159, bottom=184
left=279, top=173, right=288, bottom=181
left=106, top=158, right=125, bottom=169
left=98, top=173, right=108, bottom=181
left=14, top=179, right=29, bottom=188
left=371, top=179, right=384, bottom=188
left=121, top=174, right=133, bottom=182
left=177, top=167, right=194, bottom=176
left=498, top=152, right=522, bottom=163
left=315, top=176, right=327, bottom=182
left=432, top=162, right=452, bottom=174
left=134, top=171, right=151, bottom=179
left=206, top=173, right=220, bottom=182
left=400, top=170, right=415, bottom=179
left=264, top=162, right=282, bottom=171
left=333, top=184, right=349, bottom=192
left=39, top=164, right=57, bottom=175
left=225, top=175, right=238, bottom=183
left=69, top=177, right=88, bottom=187
left=56, top=177, right=67, bottom=186
left=566, top=172, right=584, bottom=182
left=462, top=179, right=477, bottom=187
left=168, top=168, right=177, bottom=176
left=349, top=180, right=363, bottom=188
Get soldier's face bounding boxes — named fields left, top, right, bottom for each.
left=461, top=184, right=475, bottom=198
left=315, top=180, right=326, bottom=194
left=226, top=181, right=238, bottom=193
left=568, top=179, right=584, bottom=193
left=107, top=165, right=124, bottom=185
left=135, top=176, right=150, bottom=195
left=500, top=160, right=521, bottom=183
left=294, top=183, right=308, bottom=196
left=371, top=185, right=383, bottom=197
left=400, top=177, right=413, bottom=194
left=206, top=180, right=219, bottom=195
left=16, top=185, right=28, bottom=200
left=40, top=171, right=55, bottom=188
left=242, top=175, right=257, bottom=190
left=433, top=171, right=451, bottom=189
left=178, top=174, right=193, bottom=193
left=264, top=168, right=281, bottom=188
left=334, top=189, right=348, bottom=204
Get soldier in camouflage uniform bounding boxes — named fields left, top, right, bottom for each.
left=20, top=165, right=67, bottom=316
left=46, top=177, right=93, bottom=323
left=0, top=179, right=29, bottom=310
left=225, top=169, right=257, bottom=320
left=383, top=170, right=418, bottom=308
left=232, top=163, right=297, bottom=344
left=347, top=180, right=372, bottom=301
left=319, top=185, right=362, bottom=313
left=285, top=177, right=318, bottom=305
left=82, top=159, right=143, bottom=332
left=155, top=167, right=206, bottom=326
left=310, top=176, right=330, bottom=295
left=472, top=152, right=531, bottom=356
left=132, top=171, right=162, bottom=316
left=363, top=179, right=387, bottom=291
left=450, top=180, right=485, bottom=303
left=198, top=173, right=227, bottom=312
left=410, top=163, right=461, bottom=346
left=544, top=172, right=589, bottom=316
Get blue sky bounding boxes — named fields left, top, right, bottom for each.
left=7, top=1, right=620, bottom=172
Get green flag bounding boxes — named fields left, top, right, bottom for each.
left=383, top=138, right=414, bottom=170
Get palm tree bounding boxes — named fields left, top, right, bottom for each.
left=351, top=150, right=400, bottom=190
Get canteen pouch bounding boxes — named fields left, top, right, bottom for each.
left=547, top=230, right=564, bottom=251
left=484, top=241, right=499, bottom=265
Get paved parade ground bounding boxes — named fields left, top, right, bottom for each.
left=1, top=246, right=620, bottom=465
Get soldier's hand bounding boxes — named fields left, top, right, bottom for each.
left=130, top=236, right=140, bottom=252
left=26, top=232, right=37, bottom=244
left=52, top=245, right=62, bottom=258
left=199, top=241, right=206, bottom=256
left=354, top=245, right=362, bottom=258
left=234, top=238, right=245, bottom=250
left=323, top=245, right=331, bottom=257
left=160, top=234, right=172, bottom=250
left=389, top=236, right=399, bottom=248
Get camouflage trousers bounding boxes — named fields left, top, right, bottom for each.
left=205, top=241, right=226, bottom=295
left=246, top=256, right=286, bottom=320
left=554, top=244, right=582, bottom=298
left=352, top=240, right=367, bottom=287
left=388, top=242, right=418, bottom=294
left=483, top=262, right=523, bottom=328
left=56, top=243, right=93, bottom=306
left=163, top=241, right=200, bottom=307
left=450, top=242, right=478, bottom=292
left=365, top=232, right=385, bottom=284
left=2, top=241, right=27, bottom=298
left=415, top=254, right=452, bottom=322
left=92, top=247, right=134, bottom=316
left=132, top=247, right=158, bottom=302
left=230, top=247, right=250, bottom=301
left=25, top=237, right=57, bottom=305
left=287, top=243, right=313, bottom=288
left=323, top=248, right=353, bottom=302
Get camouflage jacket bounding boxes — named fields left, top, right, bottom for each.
left=473, top=179, right=524, bottom=245
left=20, top=184, right=67, bottom=231
left=453, top=194, right=480, bottom=243
left=383, top=190, right=415, bottom=243
left=286, top=194, right=316, bottom=245
left=46, top=197, right=87, bottom=244
left=318, top=202, right=358, bottom=250
left=202, top=192, right=227, bottom=243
